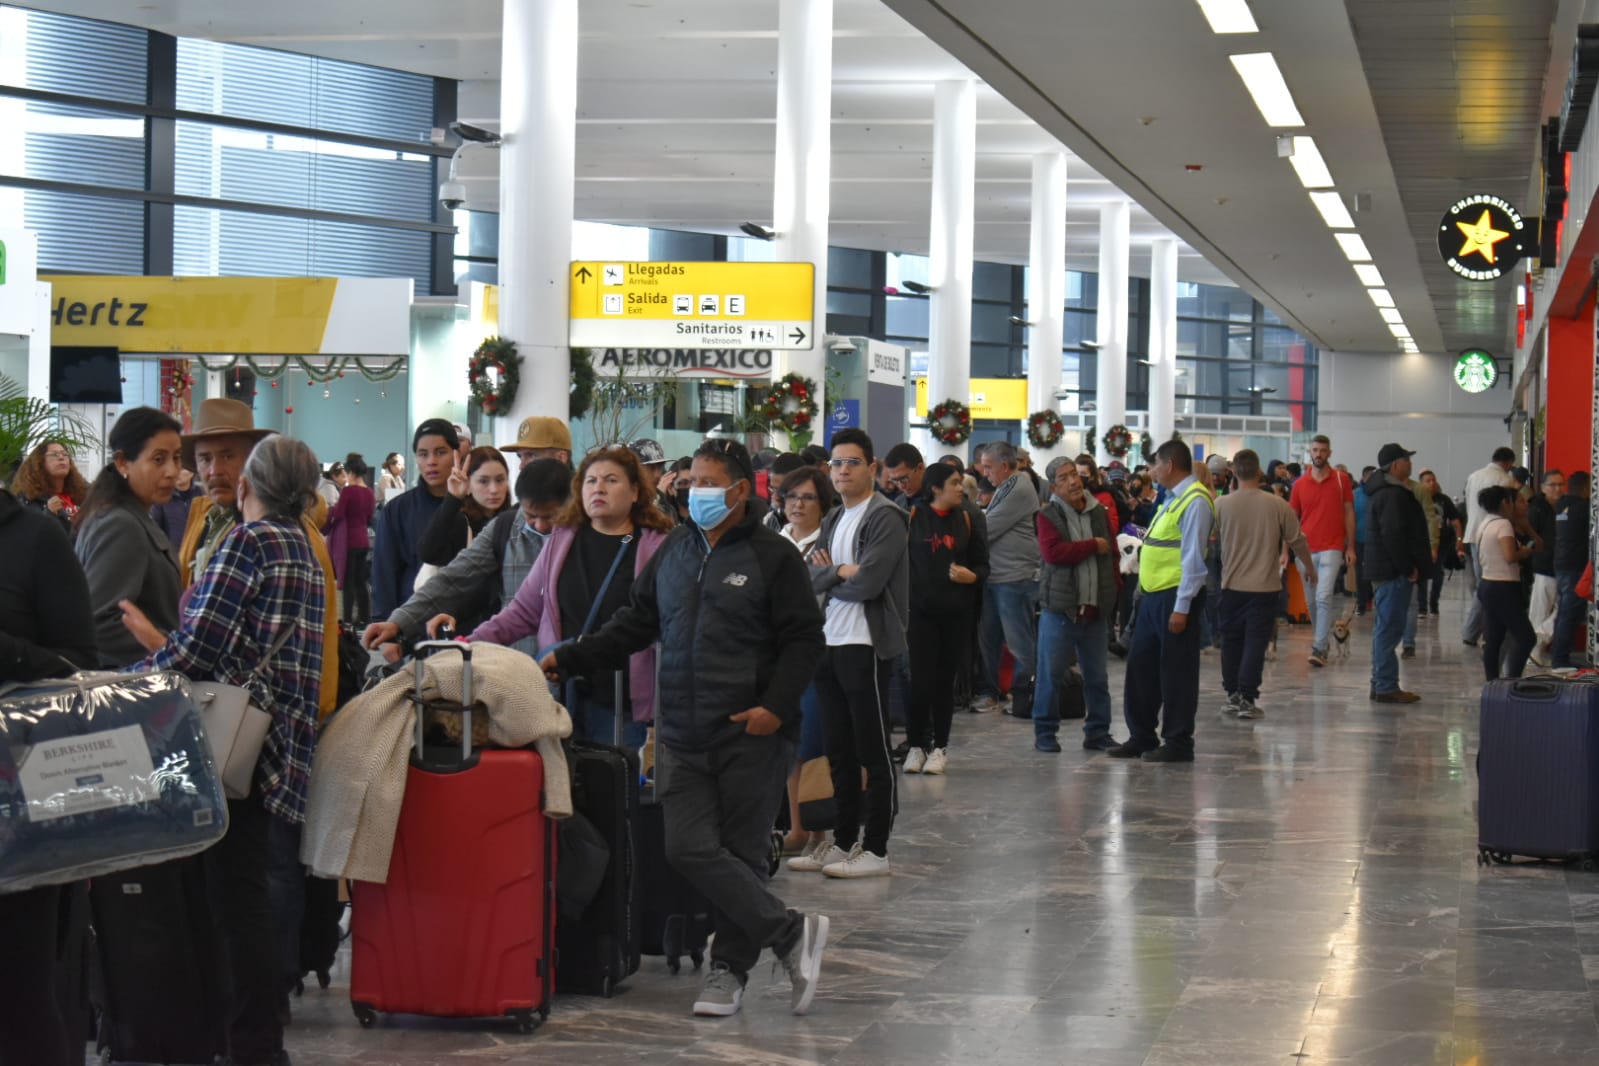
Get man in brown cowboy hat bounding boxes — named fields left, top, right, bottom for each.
left=177, top=397, right=340, bottom=720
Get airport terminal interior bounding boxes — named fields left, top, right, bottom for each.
left=2, top=1, right=1599, bottom=1065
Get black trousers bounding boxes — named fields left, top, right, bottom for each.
left=1479, top=579, right=1534, bottom=682
left=815, top=645, right=897, bottom=856
left=1218, top=589, right=1277, bottom=701
left=344, top=547, right=372, bottom=623
left=1355, top=541, right=1373, bottom=609
left=0, top=883, right=82, bottom=1066
left=1123, top=587, right=1204, bottom=754
left=907, top=609, right=966, bottom=750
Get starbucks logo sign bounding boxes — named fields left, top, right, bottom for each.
left=1453, top=348, right=1498, bottom=394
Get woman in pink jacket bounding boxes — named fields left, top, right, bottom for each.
left=447, top=445, right=669, bottom=746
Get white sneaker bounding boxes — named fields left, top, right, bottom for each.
left=903, top=747, right=926, bottom=774
left=969, top=695, right=1000, bottom=714
left=822, top=844, right=890, bottom=879
left=923, top=748, right=947, bottom=775
left=786, top=840, right=845, bottom=873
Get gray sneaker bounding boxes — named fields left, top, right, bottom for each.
left=692, top=962, right=744, bottom=1017
left=1222, top=692, right=1243, bottom=716
left=776, top=912, right=830, bottom=1015
left=1236, top=697, right=1264, bottom=720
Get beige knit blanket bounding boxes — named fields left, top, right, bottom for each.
left=300, top=642, right=573, bottom=883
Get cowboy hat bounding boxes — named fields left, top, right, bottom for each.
left=182, top=398, right=274, bottom=464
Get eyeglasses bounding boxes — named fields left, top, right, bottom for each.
left=828, top=457, right=865, bottom=469
left=886, top=473, right=915, bottom=486
left=784, top=493, right=821, bottom=504
left=44, top=449, right=70, bottom=460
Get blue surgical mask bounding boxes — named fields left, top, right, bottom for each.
left=688, top=485, right=734, bottom=529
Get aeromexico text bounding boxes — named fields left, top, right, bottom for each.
left=596, top=348, right=774, bottom=375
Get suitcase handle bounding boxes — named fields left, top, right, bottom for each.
left=1508, top=678, right=1559, bottom=701
left=412, top=640, right=474, bottom=762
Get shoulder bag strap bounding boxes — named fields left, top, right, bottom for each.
left=578, top=534, right=635, bottom=637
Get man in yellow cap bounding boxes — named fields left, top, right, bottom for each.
left=502, top=415, right=573, bottom=469
left=177, top=397, right=340, bottom=720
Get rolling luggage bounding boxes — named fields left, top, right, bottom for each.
left=1477, top=676, right=1599, bottom=867
left=295, top=874, right=347, bottom=994
left=556, top=669, right=642, bottom=997
left=637, top=785, right=710, bottom=974
left=90, top=855, right=229, bottom=1065
left=349, top=642, right=555, bottom=1032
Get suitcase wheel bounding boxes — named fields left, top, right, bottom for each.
left=511, top=1009, right=538, bottom=1034
left=689, top=947, right=704, bottom=970
left=600, top=975, right=614, bottom=998
left=353, top=1003, right=378, bottom=1028
left=1477, top=848, right=1513, bottom=867
left=317, top=968, right=332, bottom=990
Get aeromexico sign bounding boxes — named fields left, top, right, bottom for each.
left=1436, top=194, right=1530, bottom=281
left=594, top=347, right=774, bottom=379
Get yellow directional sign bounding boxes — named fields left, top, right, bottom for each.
left=913, top=377, right=1029, bottom=421
left=569, top=261, right=814, bottom=350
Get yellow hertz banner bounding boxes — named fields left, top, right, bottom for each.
left=913, top=377, right=1029, bottom=421
left=39, top=276, right=412, bottom=355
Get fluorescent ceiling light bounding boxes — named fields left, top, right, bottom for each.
left=1379, top=307, right=1403, bottom=324
left=1368, top=288, right=1395, bottom=308
left=1309, top=190, right=1355, bottom=229
left=1353, top=264, right=1385, bottom=286
left=1335, top=233, right=1372, bottom=261
left=1229, top=53, right=1305, bottom=127
left=1196, top=0, right=1258, bottom=33
left=1389, top=323, right=1411, bottom=338
left=1288, top=137, right=1334, bottom=188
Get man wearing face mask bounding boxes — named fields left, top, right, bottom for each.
left=541, top=439, right=829, bottom=1020
left=363, top=459, right=570, bottom=660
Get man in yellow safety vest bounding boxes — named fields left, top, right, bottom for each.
left=1109, top=439, right=1216, bottom=763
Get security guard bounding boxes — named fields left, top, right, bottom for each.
left=1110, top=439, right=1215, bottom=762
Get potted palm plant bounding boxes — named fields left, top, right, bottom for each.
left=0, top=373, right=99, bottom=483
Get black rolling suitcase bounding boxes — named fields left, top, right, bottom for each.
left=90, top=855, right=229, bottom=1065
left=556, top=673, right=642, bottom=998
left=1477, top=676, right=1599, bottom=867
left=637, top=785, right=711, bottom=974
left=295, top=874, right=348, bottom=994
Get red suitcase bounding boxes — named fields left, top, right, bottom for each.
left=349, top=642, right=555, bottom=1033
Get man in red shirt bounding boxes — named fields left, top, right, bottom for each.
left=1289, top=434, right=1356, bottom=667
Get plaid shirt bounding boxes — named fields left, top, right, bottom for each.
left=137, top=518, right=325, bottom=824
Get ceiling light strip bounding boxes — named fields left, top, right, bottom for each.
left=1229, top=53, right=1304, bottom=127
left=1288, top=137, right=1334, bottom=188
left=1196, top=0, right=1258, bottom=34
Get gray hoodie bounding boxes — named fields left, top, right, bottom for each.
left=810, top=491, right=910, bottom=659
left=984, top=472, right=1042, bottom=584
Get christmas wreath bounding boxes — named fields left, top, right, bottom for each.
left=1101, top=422, right=1134, bottom=458
left=1025, top=409, right=1064, bottom=449
left=1140, top=431, right=1156, bottom=462
left=929, top=398, right=972, bottom=445
left=758, top=372, right=819, bottom=439
left=569, top=347, right=596, bottom=422
left=467, top=336, right=522, bottom=416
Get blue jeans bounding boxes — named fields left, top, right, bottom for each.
left=1370, top=578, right=1410, bottom=693
left=977, top=579, right=1038, bottom=700
left=1199, top=548, right=1222, bottom=649
left=1298, top=549, right=1344, bottom=654
left=1402, top=575, right=1420, bottom=649
left=1551, top=569, right=1585, bottom=667
left=1462, top=545, right=1485, bottom=643
left=1033, top=609, right=1112, bottom=742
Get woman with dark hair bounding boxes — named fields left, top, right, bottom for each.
left=120, top=434, right=326, bottom=1066
left=326, top=452, right=377, bottom=624
left=1473, top=484, right=1539, bottom=681
left=0, top=481, right=97, bottom=1066
left=72, top=407, right=184, bottom=667
left=775, top=464, right=834, bottom=858
left=417, top=445, right=513, bottom=570
left=375, top=451, right=405, bottom=505
left=451, top=446, right=671, bottom=747
left=10, top=440, right=90, bottom=534
left=899, top=461, right=988, bottom=776
left=776, top=465, right=833, bottom=558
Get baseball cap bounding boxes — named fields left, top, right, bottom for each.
left=502, top=416, right=572, bottom=453
left=1376, top=442, right=1415, bottom=468
left=628, top=437, right=668, bottom=466
left=1105, top=460, right=1128, bottom=482
left=1206, top=454, right=1228, bottom=474
left=412, top=418, right=460, bottom=452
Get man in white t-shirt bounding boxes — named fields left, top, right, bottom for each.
left=800, top=429, right=908, bottom=880
left=1460, top=446, right=1516, bottom=646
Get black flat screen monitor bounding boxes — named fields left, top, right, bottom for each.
left=49, top=346, right=123, bottom=404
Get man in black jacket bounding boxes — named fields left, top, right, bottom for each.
left=543, top=439, right=829, bottom=1020
left=1362, top=443, right=1432, bottom=703
left=1551, top=470, right=1592, bottom=668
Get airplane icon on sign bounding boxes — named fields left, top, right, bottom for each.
left=603, top=264, right=624, bottom=285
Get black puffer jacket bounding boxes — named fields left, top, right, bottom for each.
left=556, top=508, right=824, bottom=754
left=1361, top=469, right=1432, bottom=584
left=0, top=491, right=97, bottom=681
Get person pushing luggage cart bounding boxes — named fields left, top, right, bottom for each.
left=540, top=439, right=830, bottom=1019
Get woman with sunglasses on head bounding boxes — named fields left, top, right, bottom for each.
left=446, top=446, right=670, bottom=747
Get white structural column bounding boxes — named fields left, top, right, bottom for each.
left=1094, top=200, right=1130, bottom=465
left=496, top=0, right=577, bottom=433
left=773, top=0, right=833, bottom=419
left=1024, top=152, right=1067, bottom=466
left=1146, top=236, right=1179, bottom=445
left=926, top=80, right=977, bottom=459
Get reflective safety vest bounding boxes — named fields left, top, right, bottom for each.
left=1139, top=480, right=1215, bottom=593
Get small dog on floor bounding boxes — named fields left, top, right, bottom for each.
left=1329, top=606, right=1356, bottom=662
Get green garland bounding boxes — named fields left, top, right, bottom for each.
left=192, top=353, right=404, bottom=383
left=569, top=347, right=596, bottom=422
left=468, top=336, right=521, bottom=416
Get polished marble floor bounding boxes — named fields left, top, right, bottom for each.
left=275, top=583, right=1599, bottom=1066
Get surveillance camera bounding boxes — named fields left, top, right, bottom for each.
left=438, top=180, right=467, bottom=211
left=829, top=340, right=856, bottom=353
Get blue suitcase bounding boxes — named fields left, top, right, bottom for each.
left=1477, top=677, right=1599, bottom=867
